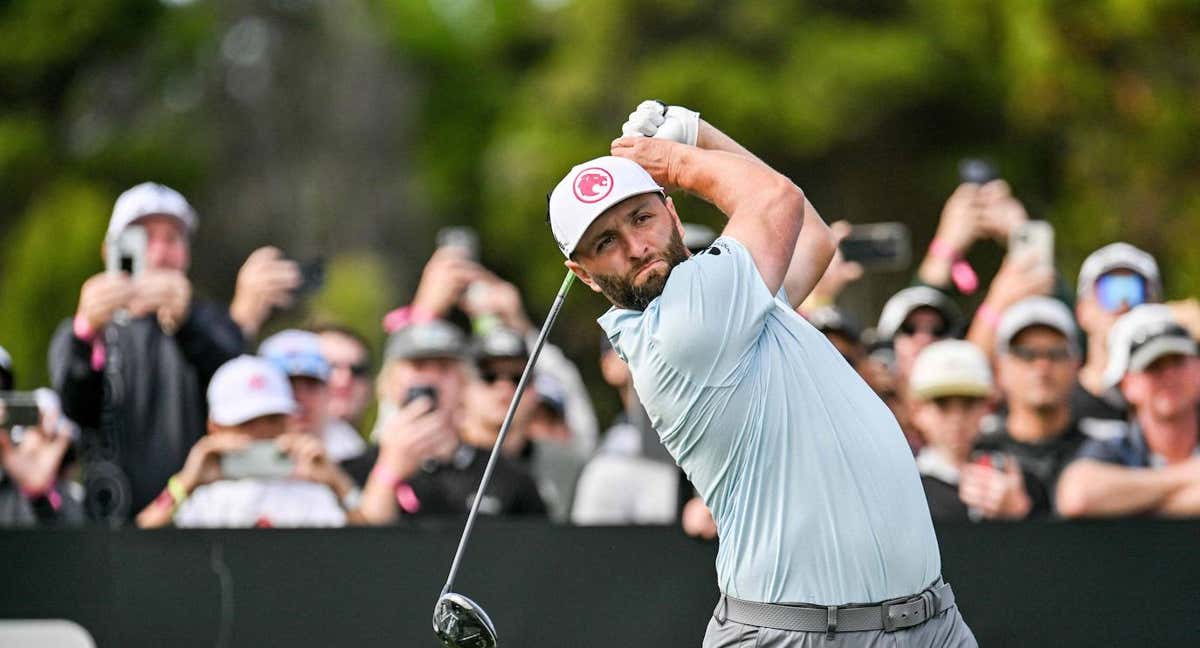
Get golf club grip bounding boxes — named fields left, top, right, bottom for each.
left=441, top=271, right=576, bottom=595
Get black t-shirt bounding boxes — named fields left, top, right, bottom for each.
left=919, top=475, right=971, bottom=522
left=1069, top=381, right=1131, bottom=442
left=341, top=444, right=547, bottom=518
left=975, top=417, right=1085, bottom=515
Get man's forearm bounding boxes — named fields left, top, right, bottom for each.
left=1056, top=460, right=1189, bottom=518
left=1157, top=481, right=1200, bottom=517
left=691, top=121, right=835, bottom=306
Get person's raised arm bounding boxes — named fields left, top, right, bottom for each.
left=610, top=136, right=807, bottom=296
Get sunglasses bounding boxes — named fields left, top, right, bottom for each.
left=331, top=361, right=371, bottom=378
left=899, top=321, right=950, bottom=338
left=1095, top=274, right=1147, bottom=312
left=480, top=369, right=524, bottom=386
left=1008, top=345, right=1073, bottom=363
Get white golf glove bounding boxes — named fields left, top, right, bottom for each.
left=620, top=99, right=700, bottom=146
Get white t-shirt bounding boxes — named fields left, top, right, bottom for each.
left=598, top=237, right=940, bottom=605
left=174, top=479, right=346, bottom=528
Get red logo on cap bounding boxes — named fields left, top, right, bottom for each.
left=573, top=168, right=614, bottom=203
left=248, top=374, right=267, bottom=391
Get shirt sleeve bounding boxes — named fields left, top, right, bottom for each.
left=1072, top=437, right=1129, bottom=466
left=650, top=237, right=777, bottom=385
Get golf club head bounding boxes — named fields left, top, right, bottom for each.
left=433, top=592, right=498, bottom=648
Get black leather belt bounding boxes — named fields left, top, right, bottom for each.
left=713, top=579, right=956, bottom=636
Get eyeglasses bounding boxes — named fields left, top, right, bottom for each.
left=899, top=320, right=950, bottom=338
left=331, top=361, right=371, bottom=378
left=1008, top=345, right=1073, bottom=363
left=1095, top=273, right=1147, bottom=312
left=480, top=369, right=524, bottom=386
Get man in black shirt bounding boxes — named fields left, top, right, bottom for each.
left=975, top=296, right=1086, bottom=516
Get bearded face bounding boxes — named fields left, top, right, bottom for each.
left=589, top=226, right=690, bottom=311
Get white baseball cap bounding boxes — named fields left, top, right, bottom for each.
left=548, top=156, right=664, bottom=257
left=107, top=182, right=197, bottom=240
left=909, top=340, right=993, bottom=400
left=996, top=296, right=1079, bottom=356
left=1077, top=242, right=1161, bottom=302
left=876, top=286, right=963, bottom=341
left=259, top=329, right=330, bottom=382
left=207, top=355, right=297, bottom=426
left=1103, top=304, right=1198, bottom=388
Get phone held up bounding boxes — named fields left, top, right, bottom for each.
left=220, top=441, right=295, bottom=481
left=838, top=223, right=912, bottom=272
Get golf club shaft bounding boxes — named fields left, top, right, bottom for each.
left=441, top=271, right=576, bottom=595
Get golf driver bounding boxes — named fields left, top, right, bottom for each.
left=433, top=271, right=576, bottom=648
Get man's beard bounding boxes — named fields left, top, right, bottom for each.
left=591, top=228, right=691, bottom=311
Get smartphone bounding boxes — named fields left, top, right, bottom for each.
left=296, top=257, right=326, bottom=298
left=958, top=158, right=998, bottom=185
left=971, top=452, right=1008, bottom=472
left=220, top=440, right=294, bottom=480
left=0, top=391, right=41, bottom=427
left=839, top=222, right=911, bottom=271
left=436, top=226, right=480, bottom=261
left=405, top=385, right=438, bottom=410
left=105, top=225, right=147, bottom=277
left=1010, top=221, right=1054, bottom=269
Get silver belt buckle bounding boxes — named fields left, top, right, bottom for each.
left=881, top=593, right=930, bottom=633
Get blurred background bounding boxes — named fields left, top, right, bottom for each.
left=2, top=0, right=1199, bottom=425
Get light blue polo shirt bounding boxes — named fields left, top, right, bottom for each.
left=598, top=236, right=940, bottom=605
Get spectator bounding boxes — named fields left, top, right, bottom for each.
left=229, top=247, right=302, bottom=341
left=49, top=182, right=245, bottom=520
left=385, top=246, right=599, bottom=456
left=908, top=340, right=1025, bottom=521
left=877, top=286, right=963, bottom=386
left=917, top=178, right=1029, bottom=295
left=259, top=330, right=366, bottom=462
left=1071, top=243, right=1162, bottom=440
left=573, top=335, right=683, bottom=526
left=0, top=376, right=85, bottom=527
left=876, top=286, right=963, bottom=452
left=135, top=355, right=363, bottom=528
left=370, top=319, right=470, bottom=444
left=360, top=324, right=546, bottom=521
left=976, top=296, right=1084, bottom=516
left=1057, top=305, right=1200, bottom=518
left=314, top=325, right=374, bottom=430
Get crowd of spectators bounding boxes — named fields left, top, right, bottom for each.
left=2, top=164, right=1199, bottom=534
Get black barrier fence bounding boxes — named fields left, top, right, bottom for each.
left=1, top=520, right=1198, bottom=647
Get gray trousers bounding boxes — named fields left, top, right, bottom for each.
left=702, top=605, right=978, bottom=648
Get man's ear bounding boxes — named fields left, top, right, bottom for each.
left=564, top=259, right=602, bottom=293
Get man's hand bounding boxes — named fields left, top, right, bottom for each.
left=681, top=496, right=717, bottom=540
left=0, top=416, right=71, bottom=496
left=230, top=247, right=301, bottom=338
left=277, top=433, right=353, bottom=495
left=76, top=272, right=136, bottom=332
left=175, top=433, right=252, bottom=494
left=1167, top=298, right=1200, bottom=341
left=959, top=458, right=1033, bottom=520
left=933, top=184, right=985, bottom=255
left=411, top=247, right=485, bottom=318
left=376, top=397, right=456, bottom=480
left=130, top=270, right=192, bottom=334
left=977, top=180, right=1029, bottom=243
left=982, top=251, right=1055, bottom=313
left=621, top=100, right=700, bottom=146
left=459, top=272, right=534, bottom=335
left=610, top=136, right=685, bottom=189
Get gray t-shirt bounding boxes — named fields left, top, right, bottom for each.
left=598, top=237, right=940, bottom=605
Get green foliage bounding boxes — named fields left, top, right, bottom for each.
left=0, top=179, right=109, bottom=388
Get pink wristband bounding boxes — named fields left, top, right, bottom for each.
left=381, top=304, right=437, bottom=334
left=976, top=302, right=1002, bottom=329
left=73, top=313, right=108, bottom=371
left=370, top=463, right=404, bottom=488
left=928, top=239, right=979, bottom=295
left=21, top=483, right=62, bottom=511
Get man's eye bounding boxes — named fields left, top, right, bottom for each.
left=596, top=237, right=612, bottom=252
left=636, top=213, right=652, bottom=223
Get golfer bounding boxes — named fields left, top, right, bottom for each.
left=547, top=101, right=976, bottom=647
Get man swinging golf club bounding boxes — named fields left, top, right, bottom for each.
left=548, top=101, right=976, bottom=646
